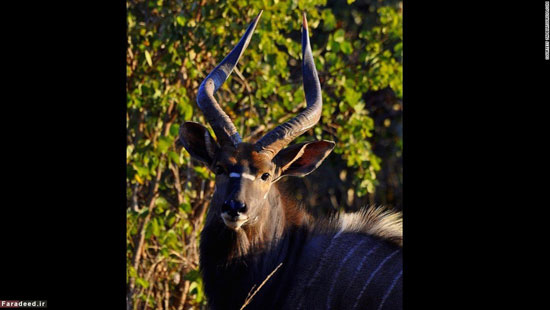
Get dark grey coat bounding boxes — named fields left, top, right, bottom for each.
left=201, top=226, right=402, bottom=310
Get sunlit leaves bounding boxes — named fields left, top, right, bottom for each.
left=321, top=9, right=336, bottom=31
left=340, top=41, right=353, bottom=54
left=144, top=50, right=153, bottom=67
left=333, top=29, right=345, bottom=43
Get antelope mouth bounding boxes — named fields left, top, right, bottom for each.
left=221, top=213, right=249, bottom=230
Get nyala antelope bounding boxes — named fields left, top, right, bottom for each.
left=178, top=11, right=402, bottom=310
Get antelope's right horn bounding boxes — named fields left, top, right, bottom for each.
left=195, top=11, right=263, bottom=147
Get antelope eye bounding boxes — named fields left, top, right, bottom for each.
left=215, top=165, right=225, bottom=175
left=261, top=173, right=270, bottom=181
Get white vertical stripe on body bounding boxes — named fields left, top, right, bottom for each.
left=376, top=269, right=403, bottom=310
left=326, top=238, right=368, bottom=309
left=296, top=233, right=343, bottom=310
left=341, top=243, right=381, bottom=303
left=351, top=249, right=401, bottom=310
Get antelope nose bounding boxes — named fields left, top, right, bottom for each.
left=222, top=200, right=247, bottom=216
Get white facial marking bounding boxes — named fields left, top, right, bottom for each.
left=229, top=172, right=255, bottom=180
left=241, top=173, right=256, bottom=181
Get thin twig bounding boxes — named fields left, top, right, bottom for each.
left=240, top=263, right=283, bottom=310
left=130, top=161, right=163, bottom=309
left=136, top=255, right=165, bottom=310
left=131, top=182, right=140, bottom=212
left=164, top=279, right=170, bottom=310
left=170, top=161, right=184, bottom=205
left=244, top=284, right=257, bottom=303
left=129, top=102, right=177, bottom=307
left=176, top=280, right=191, bottom=310
left=141, top=257, right=165, bottom=310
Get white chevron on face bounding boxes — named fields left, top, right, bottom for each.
left=229, top=172, right=256, bottom=181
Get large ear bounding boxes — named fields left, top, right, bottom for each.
left=177, top=122, right=220, bottom=167
left=273, top=140, right=335, bottom=181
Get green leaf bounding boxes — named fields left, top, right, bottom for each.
left=340, top=41, right=353, bottom=55
left=333, top=29, right=345, bottom=43
left=176, top=16, right=186, bottom=26
left=136, top=277, right=149, bottom=289
left=151, top=217, right=161, bottom=237
left=193, top=166, right=211, bottom=179
left=184, top=269, right=201, bottom=281
left=168, top=151, right=181, bottom=165
left=322, top=9, right=336, bottom=31
left=157, top=136, right=172, bottom=154
left=144, top=50, right=152, bottom=67
left=155, top=196, right=169, bottom=211
left=344, top=87, right=362, bottom=105
left=179, top=202, right=192, bottom=213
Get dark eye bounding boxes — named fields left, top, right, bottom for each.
left=261, top=173, right=270, bottom=181
left=215, top=165, right=225, bottom=175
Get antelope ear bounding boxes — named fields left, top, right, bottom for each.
left=273, top=140, right=335, bottom=181
left=177, top=122, right=220, bottom=166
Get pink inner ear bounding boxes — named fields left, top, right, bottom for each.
left=293, top=150, right=316, bottom=167
left=288, top=142, right=331, bottom=172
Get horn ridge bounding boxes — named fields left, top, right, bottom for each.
left=196, top=10, right=263, bottom=146
left=254, top=12, right=323, bottom=158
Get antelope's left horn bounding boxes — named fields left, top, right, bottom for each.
left=254, top=12, right=322, bottom=158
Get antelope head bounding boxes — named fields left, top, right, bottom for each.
left=178, top=11, right=335, bottom=231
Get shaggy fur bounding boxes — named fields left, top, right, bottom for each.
left=313, top=206, right=403, bottom=247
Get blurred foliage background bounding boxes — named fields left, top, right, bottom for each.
left=127, top=0, right=402, bottom=309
